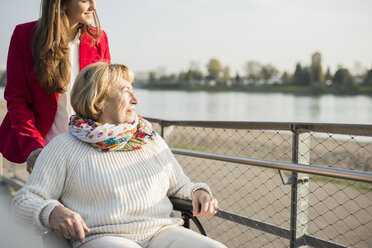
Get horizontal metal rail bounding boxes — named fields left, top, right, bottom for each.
left=1, top=177, right=22, bottom=190
left=300, top=235, right=347, bottom=248
left=171, top=148, right=372, bottom=183
left=145, top=117, right=372, bottom=136
left=215, top=209, right=347, bottom=248
left=216, top=209, right=291, bottom=239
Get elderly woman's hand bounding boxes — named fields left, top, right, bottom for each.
left=49, top=205, right=90, bottom=243
left=192, top=189, right=219, bottom=216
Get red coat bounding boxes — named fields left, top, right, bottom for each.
left=0, top=21, right=111, bottom=163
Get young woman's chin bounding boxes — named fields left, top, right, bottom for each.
left=79, top=16, right=93, bottom=26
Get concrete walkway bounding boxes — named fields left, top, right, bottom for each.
left=0, top=183, right=42, bottom=248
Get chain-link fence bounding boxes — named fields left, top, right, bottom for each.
left=149, top=120, right=372, bottom=248
left=1, top=120, right=372, bottom=248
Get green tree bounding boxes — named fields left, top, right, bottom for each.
left=281, top=71, right=291, bottom=85
left=333, top=68, right=358, bottom=90
left=206, top=58, right=222, bottom=80
left=310, top=52, right=324, bottom=84
left=293, top=63, right=303, bottom=85
left=177, top=71, right=187, bottom=82
left=186, top=70, right=194, bottom=81
left=158, top=74, right=177, bottom=85
left=244, top=61, right=262, bottom=81
left=364, top=69, right=372, bottom=86
left=324, top=67, right=332, bottom=81
left=293, top=63, right=311, bottom=86
left=223, top=66, right=231, bottom=80
left=194, top=70, right=204, bottom=80
left=234, top=72, right=241, bottom=85
left=188, top=61, right=204, bottom=80
left=148, top=71, right=158, bottom=84
left=301, top=67, right=311, bottom=86
left=185, top=69, right=203, bottom=81
left=260, top=64, right=279, bottom=82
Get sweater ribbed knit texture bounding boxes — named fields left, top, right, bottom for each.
left=12, top=132, right=211, bottom=247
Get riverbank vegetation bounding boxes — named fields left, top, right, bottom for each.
left=1, top=52, right=372, bottom=95
left=136, top=52, right=372, bottom=95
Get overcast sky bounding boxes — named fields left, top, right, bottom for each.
left=0, top=0, right=371, bottom=76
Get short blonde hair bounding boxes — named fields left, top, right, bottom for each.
left=71, top=62, right=134, bottom=120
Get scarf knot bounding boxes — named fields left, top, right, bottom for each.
left=69, top=114, right=156, bottom=152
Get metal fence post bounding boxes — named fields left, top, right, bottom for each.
left=290, top=127, right=310, bottom=248
left=162, top=124, right=174, bottom=147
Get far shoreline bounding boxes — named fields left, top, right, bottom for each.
left=135, top=84, right=372, bottom=97
left=2, top=85, right=372, bottom=98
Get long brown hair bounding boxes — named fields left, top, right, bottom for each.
left=32, top=0, right=101, bottom=94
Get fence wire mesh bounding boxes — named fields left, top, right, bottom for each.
left=304, top=176, right=372, bottom=247
left=309, top=133, right=372, bottom=172
left=149, top=122, right=372, bottom=248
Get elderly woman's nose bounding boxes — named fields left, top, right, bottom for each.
left=131, top=93, right=139, bottom=105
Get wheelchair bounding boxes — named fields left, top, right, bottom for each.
left=42, top=198, right=206, bottom=248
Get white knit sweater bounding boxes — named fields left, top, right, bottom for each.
left=12, top=132, right=211, bottom=247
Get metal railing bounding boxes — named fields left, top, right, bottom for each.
left=146, top=118, right=372, bottom=248
left=1, top=119, right=372, bottom=247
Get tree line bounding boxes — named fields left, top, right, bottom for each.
left=1, top=54, right=372, bottom=93
left=139, top=52, right=372, bottom=93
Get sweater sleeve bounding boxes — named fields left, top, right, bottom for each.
left=11, top=135, right=68, bottom=233
left=155, top=136, right=212, bottom=200
left=4, top=24, right=45, bottom=159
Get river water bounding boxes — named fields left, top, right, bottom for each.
left=1, top=87, right=372, bottom=124
left=134, top=89, right=372, bottom=124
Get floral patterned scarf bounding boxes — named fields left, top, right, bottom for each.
left=68, top=114, right=156, bottom=152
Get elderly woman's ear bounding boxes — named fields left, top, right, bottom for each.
left=94, top=101, right=104, bottom=114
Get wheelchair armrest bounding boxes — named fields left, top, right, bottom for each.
left=169, top=197, right=193, bottom=212
left=169, top=197, right=207, bottom=236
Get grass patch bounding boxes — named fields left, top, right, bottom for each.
left=173, top=142, right=209, bottom=152
left=310, top=175, right=372, bottom=192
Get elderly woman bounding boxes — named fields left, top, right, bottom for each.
left=12, top=62, right=226, bottom=248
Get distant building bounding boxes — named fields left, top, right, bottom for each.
left=208, top=80, right=216, bottom=87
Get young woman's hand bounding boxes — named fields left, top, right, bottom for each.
left=49, top=205, right=90, bottom=243
left=192, top=189, right=219, bottom=216
left=26, top=148, right=43, bottom=173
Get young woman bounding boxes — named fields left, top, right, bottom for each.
left=0, top=0, right=110, bottom=173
